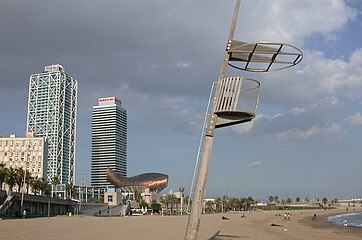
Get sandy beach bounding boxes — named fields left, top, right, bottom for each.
left=0, top=208, right=361, bottom=240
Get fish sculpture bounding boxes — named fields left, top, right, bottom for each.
left=107, top=168, right=168, bottom=192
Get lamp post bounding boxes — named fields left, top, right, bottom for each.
left=185, top=1, right=302, bottom=239
left=179, top=187, right=185, bottom=215
left=20, top=165, right=27, bottom=215
left=20, top=143, right=30, bottom=217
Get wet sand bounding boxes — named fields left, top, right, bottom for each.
left=0, top=208, right=361, bottom=240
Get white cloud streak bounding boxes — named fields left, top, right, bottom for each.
left=275, top=123, right=344, bottom=141
left=245, top=161, right=263, bottom=168
left=346, top=112, right=362, bottom=125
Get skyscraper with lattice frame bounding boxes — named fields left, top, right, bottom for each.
left=26, top=64, right=78, bottom=185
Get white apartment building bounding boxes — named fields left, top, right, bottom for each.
left=0, top=132, right=47, bottom=179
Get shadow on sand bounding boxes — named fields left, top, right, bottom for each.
left=208, top=230, right=244, bottom=240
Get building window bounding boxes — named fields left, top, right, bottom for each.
left=108, top=195, right=113, bottom=202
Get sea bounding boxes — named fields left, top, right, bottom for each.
left=327, top=212, right=362, bottom=228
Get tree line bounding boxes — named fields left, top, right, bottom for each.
left=0, top=163, right=74, bottom=198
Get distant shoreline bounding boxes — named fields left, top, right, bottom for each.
left=300, top=208, right=362, bottom=237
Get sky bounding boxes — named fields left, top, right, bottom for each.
left=0, top=0, right=361, bottom=202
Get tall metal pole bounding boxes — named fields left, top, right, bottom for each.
left=21, top=144, right=30, bottom=217
left=184, top=1, right=241, bottom=239
left=20, top=166, right=27, bottom=216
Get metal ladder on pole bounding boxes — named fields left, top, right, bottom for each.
left=187, top=82, right=217, bottom=212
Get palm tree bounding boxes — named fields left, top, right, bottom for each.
left=205, top=200, right=215, bottom=212
left=268, top=195, right=274, bottom=205
left=295, top=197, right=301, bottom=204
left=0, top=163, right=8, bottom=190
left=161, top=193, right=178, bottom=213
left=65, top=183, right=75, bottom=199
left=215, top=197, right=223, bottom=212
left=286, top=197, right=292, bottom=206
left=332, top=198, right=338, bottom=207
left=230, top=198, right=241, bottom=211
left=322, top=197, right=328, bottom=207
left=247, top=196, right=255, bottom=211
left=133, top=190, right=142, bottom=203
left=159, top=195, right=166, bottom=211
left=39, top=178, right=51, bottom=196
left=274, top=195, right=279, bottom=204
left=241, top=196, right=254, bottom=211
left=51, top=176, right=60, bottom=197
left=30, top=176, right=39, bottom=195
left=168, top=194, right=178, bottom=213
left=4, top=167, right=17, bottom=193
left=14, top=168, right=25, bottom=192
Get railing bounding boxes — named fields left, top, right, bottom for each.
left=214, top=77, right=260, bottom=128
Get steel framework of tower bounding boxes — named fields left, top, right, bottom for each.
left=185, top=1, right=303, bottom=239
left=27, top=64, right=78, bottom=185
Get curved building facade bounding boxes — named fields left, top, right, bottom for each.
left=107, top=169, right=168, bottom=192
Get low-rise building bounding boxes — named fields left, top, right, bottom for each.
left=0, top=132, right=47, bottom=181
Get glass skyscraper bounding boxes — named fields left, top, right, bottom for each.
left=91, top=97, right=127, bottom=187
left=26, top=64, right=78, bottom=185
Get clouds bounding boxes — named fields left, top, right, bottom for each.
left=346, top=112, right=362, bottom=125
left=305, top=49, right=362, bottom=101
left=245, top=161, right=263, bottom=168
left=176, top=62, right=192, bottom=69
left=234, top=96, right=345, bottom=141
left=232, top=44, right=362, bottom=144
left=0, top=0, right=361, bottom=198
left=233, top=0, right=357, bottom=45
left=275, top=123, right=344, bottom=141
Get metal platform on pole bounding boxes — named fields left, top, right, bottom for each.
left=185, top=1, right=303, bottom=239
